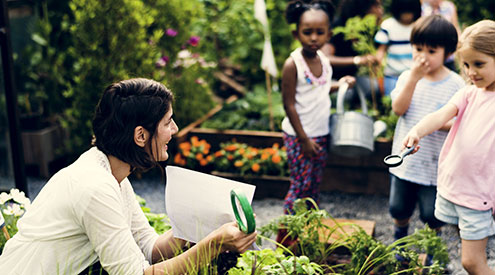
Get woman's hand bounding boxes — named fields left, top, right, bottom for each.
left=211, top=222, right=257, bottom=254
left=356, top=54, right=379, bottom=66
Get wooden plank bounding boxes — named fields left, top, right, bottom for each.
left=213, top=71, right=246, bottom=95
left=318, top=218, right=375, bottom=244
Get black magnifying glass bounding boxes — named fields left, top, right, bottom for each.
left=383, top=146, right=415, bottom=167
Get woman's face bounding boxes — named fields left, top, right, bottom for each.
left=151, top=107, right=178, bottom=162
left=367, top=1, right=384, bottom=22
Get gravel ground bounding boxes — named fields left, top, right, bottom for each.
left=27, top=176, right=495, bottom=274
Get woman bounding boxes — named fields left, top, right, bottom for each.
left=0, top=78, right=257, bottom=275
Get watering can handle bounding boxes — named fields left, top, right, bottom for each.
left=335, top=82, right=368, bottom=115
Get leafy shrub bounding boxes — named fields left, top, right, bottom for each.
left=201, top=84, right=285, bottom=132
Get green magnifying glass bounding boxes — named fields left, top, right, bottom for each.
left=230, top=188, right=256, bottom=234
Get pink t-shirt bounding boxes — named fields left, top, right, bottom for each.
left=437, top=85, right=495, bottom=213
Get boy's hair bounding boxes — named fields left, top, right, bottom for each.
left=411, top=15, right=458, bottom=58
left=337, top=0, right=381, bottom=24
left=390, top=0, right=421, bottom=22
left=458, top=20, right=495, bottom=58
left=285, top=0, right=336, bottom=28
left=92, top=78, right=174, bottom=172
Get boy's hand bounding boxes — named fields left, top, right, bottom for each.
left=410, top=53, right=429, bottom=81
left=402, top=130, right=421, bottom=155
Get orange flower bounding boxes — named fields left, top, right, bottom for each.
left=261, top=153, right=269, bottom=161
left=272, top=143, right=280, bottom=149
left=200, top=159, right=208, bottom=166
left=224, top=144, right=238, bottom=152
left=179, top=142, right=191, bottom=151
left=191, top=136, right=200, bottom=146
left=183, top=150, right=190, bottom=157
left=202, top=146, right=209, bottom=155
left=196, top=153, right=203, bottom=160
left=174, top=153, right=186, bottom=166
left=251, top=163, right=260, bottom=172
left=206, top=155, right=213, bottom=162
left=227, top=155, right=234, bottom=161
left=234, top=160, right=244, bottom=167
left=239, top=148, right=245, bottom=155
left=214, top=150, right=224, bottom=157
left=272, top=154, right=281, bottom=164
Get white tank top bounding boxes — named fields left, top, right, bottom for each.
left=281, top=47, right=333, bottom=137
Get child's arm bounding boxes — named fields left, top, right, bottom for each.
left=392, top=54, right=429, bottom=115
left=330, top=76, right=356, bottom=93
left=402, top=102, right=458, bottom=153
left=374, top=44, right=388, bottom=64
left=281, top=57, right=320, bottom=157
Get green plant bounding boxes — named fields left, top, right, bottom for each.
left=135, top=195, right=171, bottom=235
left=192, top=0, right=293, bottom=83
left=0, top=189, right=31, bottom=251
left=201, top=84, right=285, bottom=132
left=258, top=198, right=449, bottom=275
left=333, top=14, right=383, bottom=113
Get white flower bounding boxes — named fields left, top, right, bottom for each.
left=3, top=203, right=24, bottom=217
left=10, top=188, right=27, bottom=205
left=0, top=192, right=11, bottom=204
left=177, top=49, right=191, bottom=59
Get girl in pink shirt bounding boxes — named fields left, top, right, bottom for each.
left=403, top=20, right=495, bottom=275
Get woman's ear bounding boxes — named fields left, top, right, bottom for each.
left=134, top=126, right=149, bottom=148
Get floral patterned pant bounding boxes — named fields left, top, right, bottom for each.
left=283, top=133, right=328, bottom=214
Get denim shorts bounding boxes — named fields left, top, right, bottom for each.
left=435, top=194, right=495, bottom=240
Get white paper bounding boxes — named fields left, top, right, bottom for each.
left=165, top=166, right=256, bottom=243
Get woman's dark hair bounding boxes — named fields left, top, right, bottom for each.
left=285, top=0, right=336, bottom=28
left=411, top=15, right=458, bottom=58
left=390, top=0, right=421, bottom=22
left=337, top=0, right=380, bottom=24
left=92, top=78, right=173, bottom=172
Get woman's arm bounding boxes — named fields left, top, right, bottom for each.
left=145, top=222, right=256, bottom=275
left=403, top=102, right=458, bottom=153
left=323, top=43, right=378, bottom=67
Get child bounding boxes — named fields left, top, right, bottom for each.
left=281, top=0, right=355, bottom=214
left=402, top=20, right=495, bottom=274
left=388, top=15, right=464, bottom=249
left=374, top=0, right=422, bottom=95
left=421, top=0, right=461, bottom=71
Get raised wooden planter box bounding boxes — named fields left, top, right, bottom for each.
left=21, top=124, right=65, bottom=178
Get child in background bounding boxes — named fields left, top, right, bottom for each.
left=388, top=15, right=464, bottom=250
left=422, top=0, right=461, bottom=71
left=402, top=20, right=495, bottom=274
left=281, top=0, right=354, bottom=214
left=375, top=0, right=422, bottom=95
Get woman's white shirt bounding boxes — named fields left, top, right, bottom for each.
left=0, top=147, right=159, bottom=275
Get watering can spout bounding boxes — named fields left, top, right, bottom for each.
left=373, top=120, right=387, bottom=138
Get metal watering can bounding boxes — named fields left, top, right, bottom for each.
left=329, top=83, right=374, bottom=157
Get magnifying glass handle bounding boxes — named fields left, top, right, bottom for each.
left=400, top=146, right=415, bottom=158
